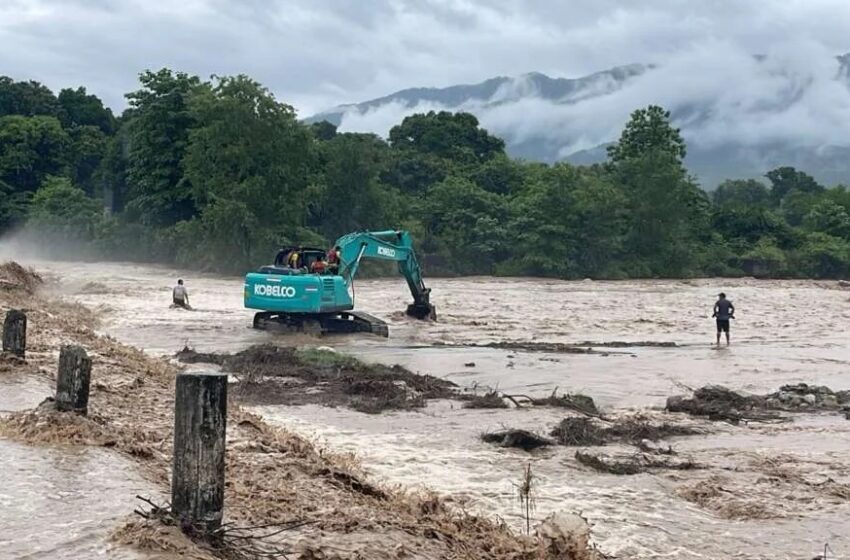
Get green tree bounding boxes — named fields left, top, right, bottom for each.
left=309, top=120, right=337, bottom=141
left=823, top=185, right=850, bottom=213
left=469, top=154, right=525, bottom=195
left=68, top=124, right=108, bottom=195
left=124, top=68, right=202, bottom=225
left=616, top=153, right=704, bottom=275
left=57, top=86, right=115, bottom=133
left=711, top=206, right=795, bottom=250
left=27, top=176, right=104, bottom=240
left=607, top=105, right=703, bottom=276
left=389, top=111, right=504, bottom=164
left=381, top=151, right=447, bottom=195
left=309, top=133, right=392, bottom=239
left=508, top=164, right=626, bottom=277
left=422, top=177, right=509, bottom=274
left=183, top=74, right=314, bottom=264
left=0, top=115, right=69, bottom=192
left=192, top=198, right=259, bottom=268
left=607, top=105, right=686, bottom=164
left=567, top=170, right=629, bottom=275
left=0, top=181, right=30, bottom=229
left=713, top=179, right=770, bottom=208
left=740, top=237, right=787, bottom=276
left=803, top=199, right=850, bottom=238
left=781, top=190, right=822, bottom=227
left=792, top=232, right=850, bottom=278
left=766, top=166, right=824, bottom=206
left=0, top=77, right=60, bottom=117
left=93, top=129, right=129, bottom=212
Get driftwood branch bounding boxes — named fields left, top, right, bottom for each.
left=133, top=495, right=312, bottom=560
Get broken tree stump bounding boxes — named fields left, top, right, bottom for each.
left=2, top=309, right=26, bottom=358
left=172, top=371, right=227, bottom=531
left=56, top=345, right=92, bottom=414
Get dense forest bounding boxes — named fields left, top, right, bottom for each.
left=2, top=69, right=850, bottom=279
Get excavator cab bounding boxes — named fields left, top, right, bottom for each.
left=256, top=247, right=330, bottom=276
left=274, top=246, right=326, bottom=269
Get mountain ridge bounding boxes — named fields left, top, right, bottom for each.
left=308, top=55, right=850, bottom=187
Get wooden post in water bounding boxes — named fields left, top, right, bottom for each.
left=56, top=345, right=92, bottom=414
left=2, top=309, right=27, bottom=358
left=172, top=371, right=227, bottom=531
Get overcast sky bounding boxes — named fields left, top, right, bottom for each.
left=2, top=0, right=849, bottom=117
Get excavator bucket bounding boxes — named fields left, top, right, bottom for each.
left=406, top=302, right=437, bottom=321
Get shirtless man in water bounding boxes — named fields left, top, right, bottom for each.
left=713, top=292, right=735, bottom=346
left=172, top=279, right=190, bottom=309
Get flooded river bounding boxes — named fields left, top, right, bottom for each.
left=3, top=256, right=850, bottom=559
left=0, top=370, right=153, bottom=560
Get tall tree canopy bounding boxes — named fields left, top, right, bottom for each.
left=607, top=105, right=703, bottom=275
left=124, top=69, right=202, bottom=225
left=607, top=105, right=686, bottom=164
left=0, top=76, right=61, bottom=117
left=3, top=69, right=850, bottom=279
left=389, top=111, right=505, bottom=164
left=57, top=86, right=115, bottom=133
left=181, top=75, right=314, bottom=266
left=0, top=115, right=69, bottom=192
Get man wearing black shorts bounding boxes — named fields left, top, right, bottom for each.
left=713, top=292, right=735, bottom=346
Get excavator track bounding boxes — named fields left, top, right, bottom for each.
left=344, top=311, right=389, bottom=337
left=252, top=311, right=389, bottom=337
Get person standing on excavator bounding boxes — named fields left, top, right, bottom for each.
left=310, top=258, right=327, bottom=274
left=327, top=246, right=340, bottom=275
left=288, top=250, right=301, bottom=269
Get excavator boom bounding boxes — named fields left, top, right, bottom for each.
left=335, top=230, right=435, bottom=320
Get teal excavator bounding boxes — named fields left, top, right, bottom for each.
left=243, top=230, right=435, bottom=336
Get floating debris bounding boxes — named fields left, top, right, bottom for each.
left=462, top=390, right=509, bottom=409
left=603, top=416, right=700, bottom=442
left=550, top=415, right=699, bottom=447
left=177, top=345, right=456, bottom=414
left=481, top=430, right=552, bottom=451
left=667, top=384, right=850, bottom=423
left=550, top=418, right=606, bottom=446
left=531, top=392, right=600, bottom=416
left=445, top=340, right=675, bottom=355
left=575, top=451, right=701, bottom=475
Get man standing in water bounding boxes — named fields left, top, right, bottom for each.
left=713, top=292, right=734, bottom=346
left=172, top=279, right=190, bottom=309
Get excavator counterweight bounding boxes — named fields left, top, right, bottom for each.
left=244, top=230, right=435, bottom=336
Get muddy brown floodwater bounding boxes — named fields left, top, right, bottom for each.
left=4, top=255, right=850, bottom=559
left=0, top=372, right=153, bottom=560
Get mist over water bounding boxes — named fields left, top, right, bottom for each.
left=0, top=229, right=114, bottom=264
left=3, top=251, right=850, bottom=558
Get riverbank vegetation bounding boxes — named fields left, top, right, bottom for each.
left=3, top=71, right=850, bottom=278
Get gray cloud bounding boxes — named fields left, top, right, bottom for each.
left=1, top=0, right=849, bottom=123
left=339, top=41, right=850, bottom=151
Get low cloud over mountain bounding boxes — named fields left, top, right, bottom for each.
left=310, top=46, right=850, bottom=187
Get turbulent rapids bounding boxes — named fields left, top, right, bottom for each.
left=3, top=258, right=850, bottom=559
